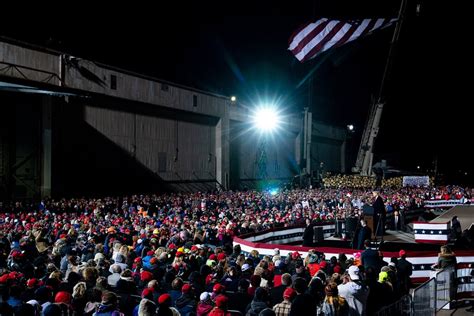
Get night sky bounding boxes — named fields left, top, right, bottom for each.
left=1, top=1, right=470, bottom=184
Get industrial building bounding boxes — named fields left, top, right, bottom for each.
left=0, top=37, right=347, bottom=200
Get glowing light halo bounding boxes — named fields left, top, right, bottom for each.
left=252, top=106, right=281, bottom=133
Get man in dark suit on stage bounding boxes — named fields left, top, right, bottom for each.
left=372, top=191, right=386, bottom=237
left=391, top=210, right=403, bottom=231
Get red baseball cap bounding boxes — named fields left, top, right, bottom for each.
left=291, top=251, right=301, bottom=259
left=55, top=291, right=72, bottom=304
left=182, top=283, right=192, bottom=293
left=158, top=293, right=171, bottom=305
left=213, top=283, right=225, bottom=293
left=140, top=271, right=153, bottom=282
left=283, top=287, right=296, bottom=299
left=142, top=288, right=153, bottom=298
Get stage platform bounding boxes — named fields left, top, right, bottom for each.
left=431, top=205, right=474, bottom=230
left=322, top=229, right=441, bottom=251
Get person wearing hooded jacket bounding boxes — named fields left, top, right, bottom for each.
left=337, top=266, right=369, bottom=316
left=246, top=287, right=269, bottom=316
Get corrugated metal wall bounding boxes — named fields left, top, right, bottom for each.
left=311, top=139, right=342, bottom=173
left=84, top=106, right=215, bottom=182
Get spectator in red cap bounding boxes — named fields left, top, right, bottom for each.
left=213, top=283, right=225, bottom=295
left=158, top=293, right=171, bottom=305
left=273, top=287, right=296, bottom=316
left=209, top=294, right=231, bottom=316
left=21, top=278, right=43, bottom=302
left=217, top=253, right=226, bottom=261
left=140, top=270, right=154, bottom=284
left=396, top=249, right=413, bottom=295
left=176, top=283, right=197, bottom=315
left=133, top=287, right=157, bottom=316
left=157, top=293, right=180, bottom=316
left=55, top=291, right=72, bottom=304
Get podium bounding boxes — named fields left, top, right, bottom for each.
left=313, top=226, right=324, bottom=243
left=345, top=217, right=358, bottom=239
left=362, top=204, right=376, bottom=238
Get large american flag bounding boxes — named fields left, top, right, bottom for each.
left=288, top=18, right=397, bottom=62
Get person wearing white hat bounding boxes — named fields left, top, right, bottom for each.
left=197, top=292, right=213, bottom=316
left=337, top=265, right=369, bottom=316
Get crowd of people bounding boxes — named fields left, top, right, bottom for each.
left=322, top=175, right=436, bottom=189
left=0, top=185, right=471, bottom=315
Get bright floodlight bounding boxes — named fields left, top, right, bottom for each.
left=230, top=96, right=237, bottom=102
left=347, top=124, right=354, bottom=131
left=254, top=107, right=279, bottom=132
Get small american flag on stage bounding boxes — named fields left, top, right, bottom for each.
left=288, top=18, right=397, bottom=62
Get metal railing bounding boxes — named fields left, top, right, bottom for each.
left=410, top=265, right=456, bottom=315
left=375, top=294, right=412, bottom=316
left=371, top=266, right=458, bottom=316
left=435, top=265, right=456, bottom=311
left=412, top=277, right=436, bottom=316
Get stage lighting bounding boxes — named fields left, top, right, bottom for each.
left=253, top=107, right=280, bottom=132
left=270, top=188, right=278, bottom=196
left=230, top=96, right=237, bottom=102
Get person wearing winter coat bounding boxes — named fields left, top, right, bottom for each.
left=197, top=292, right=214, bottom=316
left=321, top=282, right=349, bottom=316
left=434, top=245, right=457, bottom=269
left=246, top=287, right=269, bottom=316
left=175, top=284, right=197, bottom=316
left=209, top=295, right=231, bottom=316
left=92, top=292, right=124, bottom=316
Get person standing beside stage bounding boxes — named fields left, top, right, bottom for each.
left=372, top=191, right=386, bottom=237
left=433, top=245, right=457, bottom=269
left=356, top=220, right=372, bottom=250
left=396, top=250, right=413, bottom=296
left=303, top=219, right=314, bottom=247
left=361, top=240, right=383, bottom=274
left=451, top=216, right=462, bottom=240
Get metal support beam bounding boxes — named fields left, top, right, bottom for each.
left=41, top=96, right=52, bottom=197
left=215, top=107, right=230, bottom=190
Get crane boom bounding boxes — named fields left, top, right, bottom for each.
left=352, top=0, right=408, bottom=176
